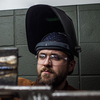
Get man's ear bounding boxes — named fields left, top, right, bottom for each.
left=68, top=60, right=76, bottom=72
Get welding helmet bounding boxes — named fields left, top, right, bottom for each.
left=25, top=4, right=81, bottom=58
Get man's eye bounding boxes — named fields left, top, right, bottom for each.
left=51, top=55, right=61, bottom=60
left=39, top=54, right=46, bottom=59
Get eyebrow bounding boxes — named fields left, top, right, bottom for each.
left=50, top=53, right=59, bottom=56
left=39, top=52, right=45, bottom=54
left=39, top=53, right=61, bottom=56
left=39, top=52, right=65, bottom=56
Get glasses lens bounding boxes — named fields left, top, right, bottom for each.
left=39, top=54, right=46, bottom=59
left=50, top=54, right=62, bottom=60
left=37, top=54, right=46, bottom=65
left=37, top=54, right=67, bottom=65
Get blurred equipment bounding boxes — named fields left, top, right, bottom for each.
left=0, top=86, right=100, bottom=100
left=0, top=47, right=18, bottom=86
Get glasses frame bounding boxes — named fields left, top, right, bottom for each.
left=35, top=54, right=68, bottom=60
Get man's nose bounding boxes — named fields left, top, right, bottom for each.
left=44, top=57, right=51, bottom=65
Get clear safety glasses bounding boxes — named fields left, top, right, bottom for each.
left=36, top=53, right=68, bottom=65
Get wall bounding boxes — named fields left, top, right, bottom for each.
left=0, top=4, right=100, bottom=90
left=1, top=0, right=100, bottom=10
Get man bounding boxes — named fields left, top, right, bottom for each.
left=18, top=4, right=81, bottom=91
left=18, top=32, right=78, bottom=90
left=34, top=32, right=76, bottom=90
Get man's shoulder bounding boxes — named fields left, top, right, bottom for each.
left=64, top=81, right=79, bottom=91
left=18, top=77, right=36, bottom=86
left=67, top=85, right=79, bottom=90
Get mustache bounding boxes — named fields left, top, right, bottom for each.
left=40, top=67, right=54, bottom=73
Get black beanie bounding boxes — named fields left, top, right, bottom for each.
left=35, top=32, right=74, bottom=60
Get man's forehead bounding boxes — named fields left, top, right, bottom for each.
left=39, top=49, right=67, bottom=56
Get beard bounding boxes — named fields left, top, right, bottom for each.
left=37, top=67, right=67, bottom=88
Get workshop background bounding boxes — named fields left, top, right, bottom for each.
left=0, top=3, right=100, bottom=90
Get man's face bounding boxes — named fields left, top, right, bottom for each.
left=37, top=49, right=69, bottom=87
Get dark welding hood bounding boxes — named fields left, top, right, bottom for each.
left=26, top=4, right=81, bottom=57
